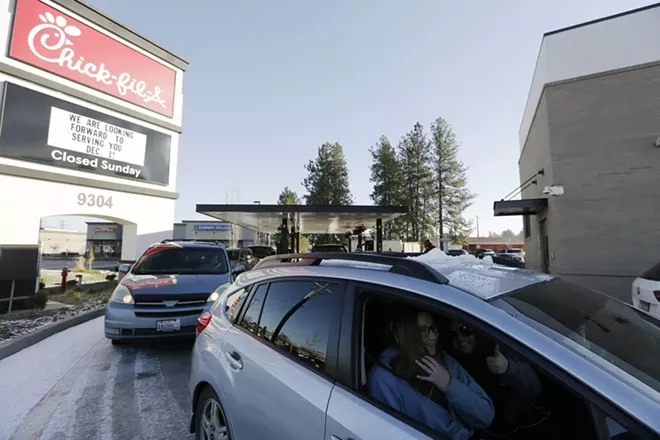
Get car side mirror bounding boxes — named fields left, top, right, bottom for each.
left=118, top=264, right=131, bottom=274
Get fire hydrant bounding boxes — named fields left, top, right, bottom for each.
left=61, top=268, right=69, bottom=292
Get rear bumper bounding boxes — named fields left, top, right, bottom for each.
left=104, top=302, right=211, bottom=340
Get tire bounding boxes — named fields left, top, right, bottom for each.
left=195, top=386, right=230, bottom=440
left=111, top=339, right=121, bottom=346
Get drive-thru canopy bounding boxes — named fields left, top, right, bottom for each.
left=195, top=204, right=408, bottom=253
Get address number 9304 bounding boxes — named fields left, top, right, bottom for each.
left=77, top=192, right=114, bottom=208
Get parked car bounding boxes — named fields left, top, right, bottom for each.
left=632, top=261, right=660, bottom=319
left=446, top=249, right=469, bottom=256
left=189, top=251, right=660, bottom=440
left=104, top=241, right=236, bottom=344
left=311, top=243, right=347, bottom=253
left=247, top=245, right=277, bottom=261
left=227, top=247, right=258, bottom=274
left=497, top=248, right=526, bottom=263
left=474, top=248, right=496, bottom=259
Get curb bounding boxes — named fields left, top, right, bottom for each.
left=0, top=307, right=106, bottom=361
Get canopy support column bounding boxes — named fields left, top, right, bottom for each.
left=376, top=218, right=383, bottom=252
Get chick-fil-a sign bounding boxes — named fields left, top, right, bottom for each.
left=9, top=0, right=176, bottom=118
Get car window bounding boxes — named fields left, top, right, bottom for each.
left=132, top=245, right=229, bottom=275
left=227, top=249, right=240, bottom=262
left=226, top=288, right=248, bottom=322
left=240, top=284, right=267, bottom=334
left=249, top=246, right=274, bottom=258
left=256, top=280, right=340, bottom=371
left=641, top=262, right=660, bottom=282
left=495, top=278, right=660, bottom=393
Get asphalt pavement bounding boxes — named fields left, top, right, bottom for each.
left=0, top=317, right=195, bottom=440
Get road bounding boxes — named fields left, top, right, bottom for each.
left=40, top=259, right=120, bottom=271
left=0, top=318, right=195, bottom=440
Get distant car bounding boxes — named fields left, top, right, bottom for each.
left=632, top=262, right=660, bottom=319
left=311, top=244, right=348, bottom=253
left=104, top=241, right=235, bottom=344
left=446, top=249, right=468, bottom=256
left=497, top=248, right=526, bottom=263
left=474, top=248, right=496, bottom=259
left=247, top=245, right=277, bottom=260
left=227, top=248, right=258, bottom=274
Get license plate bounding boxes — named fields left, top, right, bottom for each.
left=639, top=301, right=651, bottom=312
left=156, top=319, right=181, bottom=332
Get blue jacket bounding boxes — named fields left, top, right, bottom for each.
left=368, top=348, right=495, bottom=440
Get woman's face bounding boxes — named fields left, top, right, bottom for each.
left=417, top=312, right=439, bottom=355
left=450, top=320, right=476, bottom=354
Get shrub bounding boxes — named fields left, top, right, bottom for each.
left=66, top=279, right=78, bottom=287
left=105, top=273, right=117, bottom=281
left=75, top=256, right=86, bottom=271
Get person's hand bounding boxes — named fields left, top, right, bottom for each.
left=486, top=345, right=510, bottom=375
left=416, top=356, right=452, bottom=390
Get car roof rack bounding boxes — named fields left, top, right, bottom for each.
left=255, top=252, right=449, bottom=285
left=158, top=239, right=224, bottom=246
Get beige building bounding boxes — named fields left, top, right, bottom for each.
left=495, top=4, right=660, bottom=301
left=39, top=228, right=86, bottom=256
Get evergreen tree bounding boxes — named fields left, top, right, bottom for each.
left=277, top=187, right=301, bottom=205
left=368, top=135, right=402, bottom=239
left=430, top=117, right=475, bottom=245
left=303, top=142, right=353, bottom=205
left=397, top=123, right=435, bottom=242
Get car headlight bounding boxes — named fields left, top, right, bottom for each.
left=207, top=283, right=230, bottom=302
left=110, top=285, right=134, bottom=305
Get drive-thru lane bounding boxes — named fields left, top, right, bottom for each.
left=0, top=317, right=195, bottom=440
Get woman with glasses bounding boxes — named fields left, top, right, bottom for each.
left=448, top=320, right=546, bottom=438
left=368, top=310, right=495, bottom=440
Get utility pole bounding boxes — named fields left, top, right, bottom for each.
left=438, top=170, right=443, bottom=251
left=476, top=215, right=480, bottom=237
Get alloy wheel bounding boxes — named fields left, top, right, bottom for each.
left=200, top=398, right=229, bottom=440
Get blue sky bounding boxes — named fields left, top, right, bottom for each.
left=45, top=0, right=651, bottom=235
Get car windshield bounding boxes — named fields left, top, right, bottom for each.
left=508, top=249, right=523, bottom=253
left=494, top=278, right=660, bottom=393
left=227, top=250, right=240, bottom=262
left=313, top=245, right=347, bottom=252
left=447, top=250, right=464, bottom=255
left=249, top=247, right=273, bottom=259
left=132, top=246, right=229, bottom=275
left=641, top=262, right=660, bottom=282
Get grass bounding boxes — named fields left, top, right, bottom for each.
left=49, top=284, right=115, bottom=305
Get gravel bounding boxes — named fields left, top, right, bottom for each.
left=0, top=300, right=106, bottom=343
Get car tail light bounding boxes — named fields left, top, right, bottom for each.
left=654, top=291, right=660, bottom=301
left=196, top=312, right=212, bottom=336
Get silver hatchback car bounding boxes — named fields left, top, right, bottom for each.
left=189, top=251, right=660, bottom=440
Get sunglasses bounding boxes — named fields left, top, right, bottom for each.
left=418, top=325, right=439, bottom=338
left=452, top=325, right=474, bottom=338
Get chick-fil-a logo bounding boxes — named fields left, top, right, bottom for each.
left=9, top=0, right=176, bottom=117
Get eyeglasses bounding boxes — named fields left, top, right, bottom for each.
left=418, top=325, right=439, bottom=338
left=451, top=325, right=473, bottom=338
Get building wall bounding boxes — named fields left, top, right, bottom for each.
left=39, top=228, right=86, bottom=254
left=544, top=65, right=660, bottom=294
left=519, top=93, right=558, bottom=274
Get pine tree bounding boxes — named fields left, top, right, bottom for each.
left=397, top=123, right=435, bottom=242
left=277, top=187, right=301, bottom=205
left=430, top=117, right=476, bottom=245
left=303, top=142, right=353, bottom=205
left=368, top=135, right=402, bottom=239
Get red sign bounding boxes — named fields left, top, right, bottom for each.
left=9, top=0, right=177, bottom=117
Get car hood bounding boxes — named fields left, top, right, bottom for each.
left=121, top=273, right=231, bottom=295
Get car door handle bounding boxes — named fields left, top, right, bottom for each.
left=225, top=351, right=243, bottom=370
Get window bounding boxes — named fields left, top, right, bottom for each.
left=241, top=284, right=267, bottom=334
left=132, top=246, right=229, bottom=275
left=355, top=288, right=619, bottom=440
left=226, top=288, right=247, bottom=322
left=256, top=280, right=340, bottom=370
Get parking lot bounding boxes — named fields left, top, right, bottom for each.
left=0, top=318, right=194, bottom=440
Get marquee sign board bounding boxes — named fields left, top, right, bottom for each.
left=0, top=82, right=172, bottom=184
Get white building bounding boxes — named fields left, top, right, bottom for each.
left=39, top=227, right=86, bottom=255
left=0, top=0, right=188, bottom=269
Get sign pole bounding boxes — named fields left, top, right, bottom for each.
left=8, top=279, right=15, bottom=313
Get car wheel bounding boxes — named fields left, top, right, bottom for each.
left=196, top=386, right=230, bottom=440
left=111, top=339, right=121, bottom=346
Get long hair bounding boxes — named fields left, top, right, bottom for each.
left=389, top=311, right=428, bottom=383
